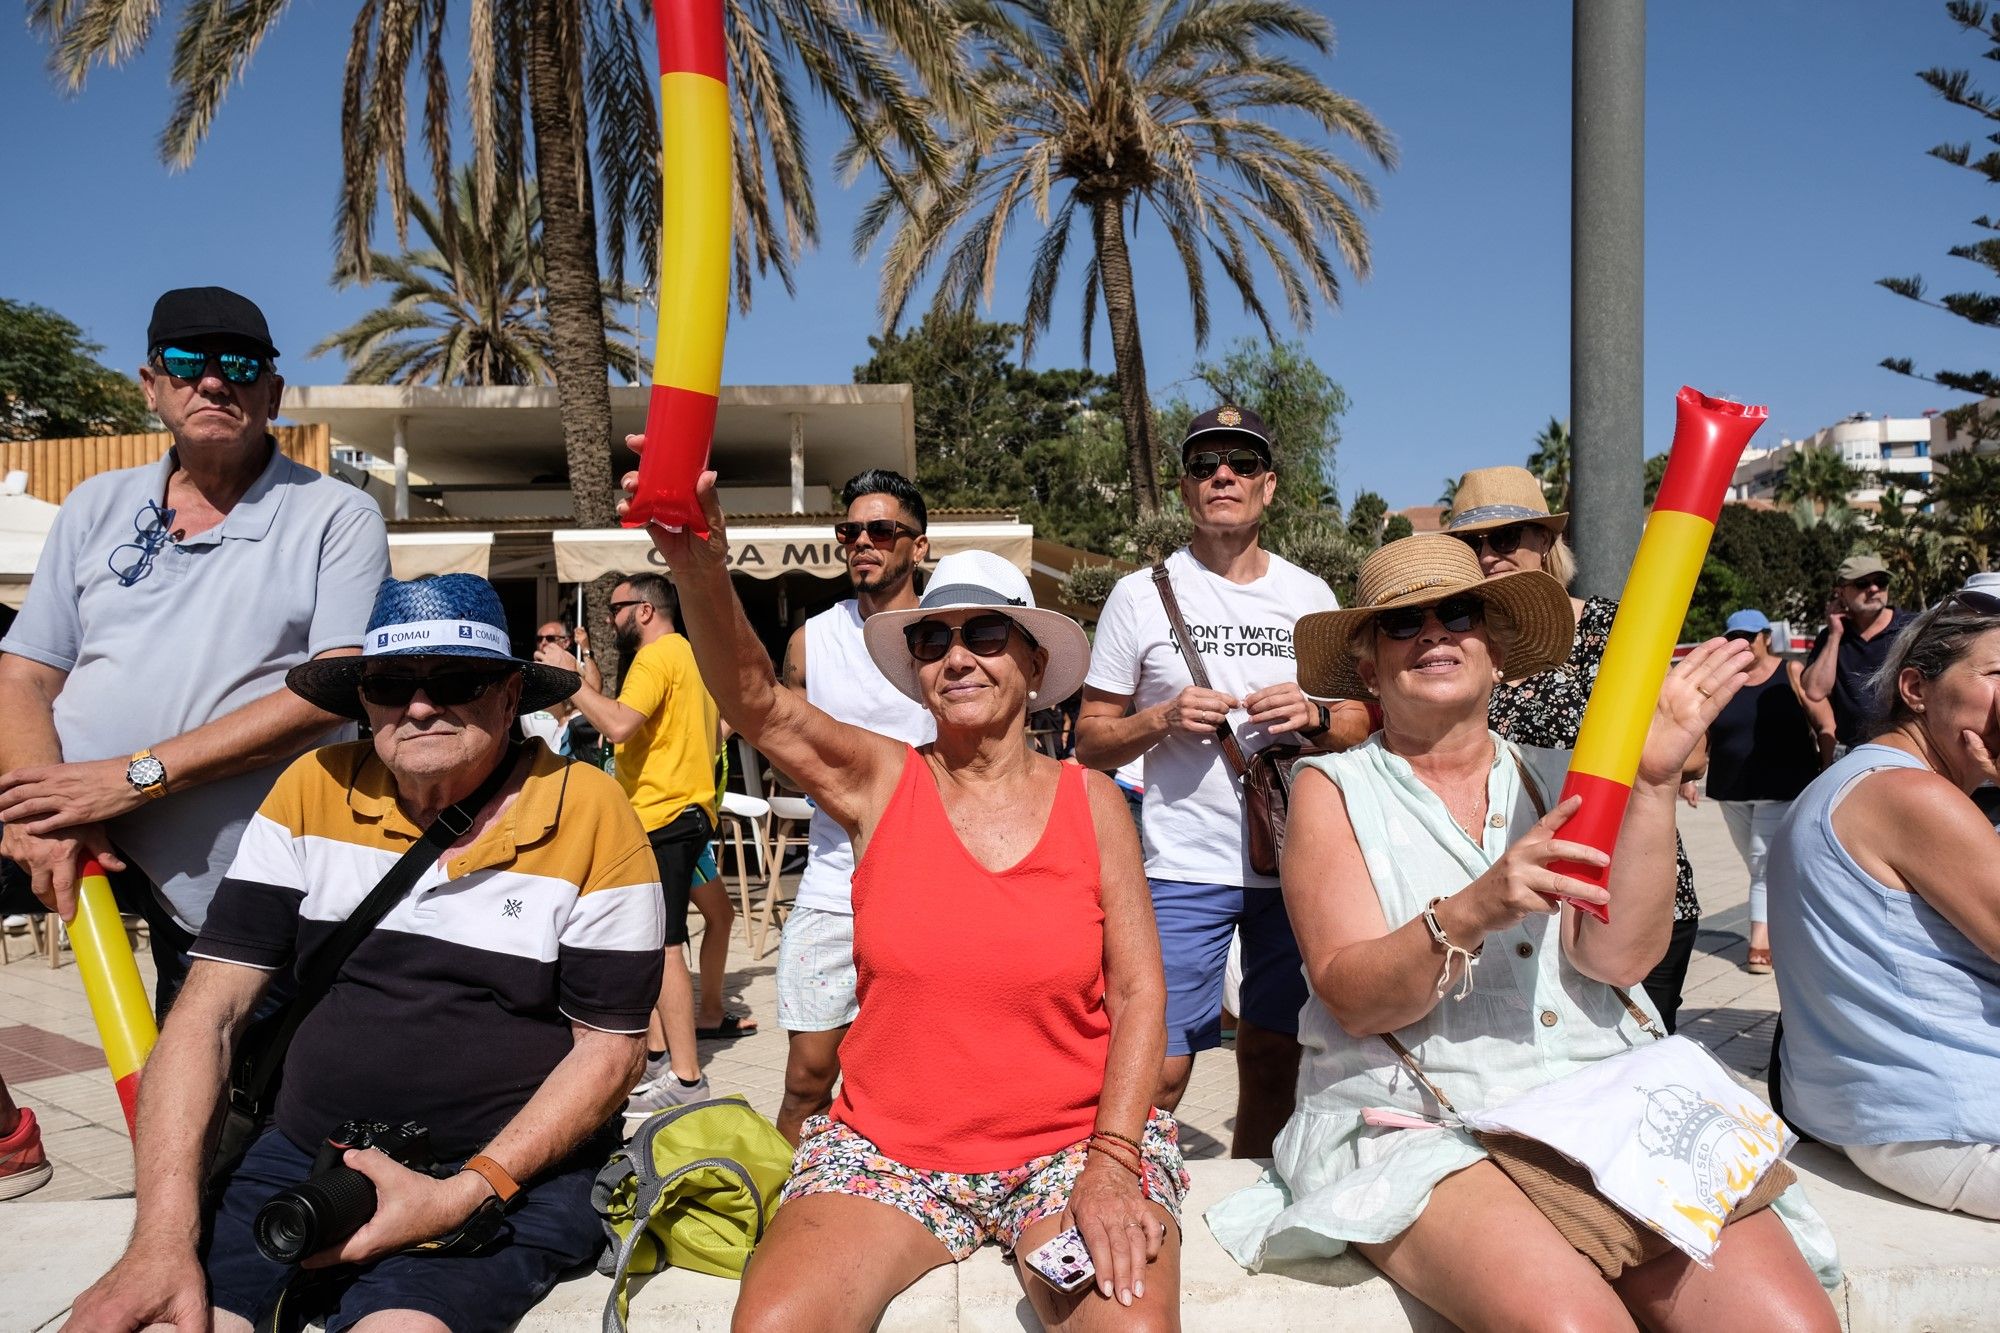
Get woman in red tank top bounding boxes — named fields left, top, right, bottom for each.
left=642, top=473, right=1185, bottom=1331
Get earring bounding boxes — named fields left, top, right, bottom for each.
left=1029, top=690, right=1039, bottom=701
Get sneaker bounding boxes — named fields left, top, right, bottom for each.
left=1, top=915, right=28, bottom=935
left=633, top=1051, right=671, bottom=1093
left=623, top=1072, right=710, bottom=1121
left=0, top=1108, right=54, bottom=1200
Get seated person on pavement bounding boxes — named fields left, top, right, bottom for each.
left=66, top=575, right=665, bottom=1333
left=1207, top=535, right=1840, bottom=1333
left=1768, top=585, right=2000, bottom=1220
left=634, top=463, right=1186, bottom=1333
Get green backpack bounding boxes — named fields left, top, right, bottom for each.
left=592, top=1095, right=793, bottom=1331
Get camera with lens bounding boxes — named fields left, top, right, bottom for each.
left=254, top=1120, right=435, bottom=1264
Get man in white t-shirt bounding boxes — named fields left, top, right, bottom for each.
left=771, top=469, right=937, bottom=1143
left=1076, top=405, right=1370, bottom=1157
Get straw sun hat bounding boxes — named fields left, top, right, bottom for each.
left=1445, top=466, right=1569, bottom=536
left=1295, top=535, right=1576, bottom=700
left=862, top=549, right=1091, bottom=705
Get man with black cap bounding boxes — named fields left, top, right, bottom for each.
left=1801, top=552, right=1916, bottom=756
left=1076, top=405, right=1369, bottom=1157
left=0, top=286, right=389, bottom=1014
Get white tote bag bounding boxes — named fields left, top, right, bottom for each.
left=1461, top=1034, right=1794, bottom=1264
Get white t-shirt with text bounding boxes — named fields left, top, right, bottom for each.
left=1085, top=546, right=1338, bottom=887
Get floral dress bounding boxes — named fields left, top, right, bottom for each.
left=1488, top=596, right=1699, bottom=922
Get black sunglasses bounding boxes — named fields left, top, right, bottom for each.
left=904, top=612, right=1038, bottom=663
left=1377, top=595, right=1486, bottom=641
left=1453, top=523, right=1539, bottom=558
left=1945, top=588, right=2000, bottom=616
left=152, top=345, right=269, bottom=386
left=359, top=667, right=515, bottom=708
left=1847, top=576, right=1891, bottom=592
left=536, top=632, right=572, bottom=644
left=607, top=599, right=647, bottom=617
left=835, top=519, right=920, bottom=546
left=1723, top=629, right=1762, bottom=643
left=1184, top=448, right=1269, bottom=481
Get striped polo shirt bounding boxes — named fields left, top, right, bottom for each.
left=195, top=740, right=665, bottom=1158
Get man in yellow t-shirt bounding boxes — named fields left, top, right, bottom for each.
left=544, top=572, right=750, bottom=1114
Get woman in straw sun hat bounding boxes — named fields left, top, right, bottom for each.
left=628, top=467, right=1186, bottom=1330
left=1446, top=464, right=1707, bottom=1029
left=1207, top=535, right=1841, bottom=1329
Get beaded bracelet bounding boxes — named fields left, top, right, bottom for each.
left=1092, top=1127, right=1144, bottom=1155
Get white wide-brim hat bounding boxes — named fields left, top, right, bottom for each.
left=862, top=549, right=1091, bottom=706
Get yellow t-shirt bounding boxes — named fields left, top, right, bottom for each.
left=614, top=634, right=721, bottom=831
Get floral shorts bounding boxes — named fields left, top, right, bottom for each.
left=779, top=1109, right=1190, bottom=1261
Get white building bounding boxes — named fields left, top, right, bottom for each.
left=1729, top=412, right=1953, bottom=509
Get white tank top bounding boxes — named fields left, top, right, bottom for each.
left=794, top=601, right=937, bottom=913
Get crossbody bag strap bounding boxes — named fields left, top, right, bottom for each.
left=233, top=742, right=531, bottom=1115
left=1509, top=747, right=1665, bottom=1041
left=1150, top=562, right=1251, bottom=779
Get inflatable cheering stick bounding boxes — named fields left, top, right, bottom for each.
left=624, top=0, right=730, bottom=537
left=1548, top=387, right=1767, bottom=922
left=70, top=858, right=159, bottom=1132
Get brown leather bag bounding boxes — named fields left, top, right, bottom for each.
left=1150, top=563, right=1339, bottom=877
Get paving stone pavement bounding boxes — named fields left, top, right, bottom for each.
left=0, top=794, right=1776, bottom=1206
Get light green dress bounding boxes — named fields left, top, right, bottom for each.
left=1204, top=734, right=1841, bottom=1288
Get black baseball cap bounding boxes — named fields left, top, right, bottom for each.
left=1181, top=404, right=1272, bottom=460
left=147, top=287, right=279, bottom=359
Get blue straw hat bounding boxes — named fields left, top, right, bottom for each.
left=286, top=574, right=579, bottom=720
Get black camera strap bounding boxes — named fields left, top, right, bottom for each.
left=228, top=742, right=529, bottom=1122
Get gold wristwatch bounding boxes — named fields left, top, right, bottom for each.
left=125, top=749, right=169, bottom=800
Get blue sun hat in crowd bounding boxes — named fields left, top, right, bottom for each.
left=285, top=573, right=579, bottom=720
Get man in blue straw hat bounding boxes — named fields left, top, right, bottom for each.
left=69, top=574, right=666, bottom=1333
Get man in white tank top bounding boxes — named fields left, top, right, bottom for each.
left=772, top=470, right=936, bottom=1142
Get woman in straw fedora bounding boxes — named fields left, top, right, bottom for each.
left=626, top=467, right=1186, bottom=1332
left=1206, top=535, right=1839, bottom=1331
left=1446, top=465, right=1706, bottom=1029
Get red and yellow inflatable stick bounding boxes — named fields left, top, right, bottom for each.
left=70, top=858, right=158, bottom=1133
left=1549, top=387, right=1767, bottom=922
left=624, top=0, right=730, bottom=537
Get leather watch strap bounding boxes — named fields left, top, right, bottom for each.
left=462, top=1154, right=521, bottom=1207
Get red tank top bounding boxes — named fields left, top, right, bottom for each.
left=831, top=749, right=1111, bottom=1172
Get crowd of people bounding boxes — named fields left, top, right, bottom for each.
left=0, top=284, right=1993, bottom=1333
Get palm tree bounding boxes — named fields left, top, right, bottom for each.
left=854, top=0, right=1395, bottom=515
left=315, top=169, right=644, bottom=386
left=33, top=0, right=951, bottom=668
left=1775, top=443, right=1866, bottom=517
left=1527, top=417, right=1570, bottom=511
left=1925, top=448, right=2000, bottom=573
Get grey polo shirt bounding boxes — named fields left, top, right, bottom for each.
left=0, top=442, right=389, bottom=929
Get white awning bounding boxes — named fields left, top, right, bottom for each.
left=552, top=522, right=1033, bottom=584
left=388, top=531, right=494, bottom=580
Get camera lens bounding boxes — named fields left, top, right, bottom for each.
left=253, top=1165, right=380, bottom=1264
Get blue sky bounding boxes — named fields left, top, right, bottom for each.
left=5, top=2, right=1995, bottom=508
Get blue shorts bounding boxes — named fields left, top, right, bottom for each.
left=1149, top=879, right=1308, bottom=1057
left=203, top=1128, right=603, bottom=1333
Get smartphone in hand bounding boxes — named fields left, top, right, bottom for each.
left=1021, top=1227, right=1095, bottom=1292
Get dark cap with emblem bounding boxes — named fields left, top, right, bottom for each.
left=147, top=286, right=280, bottom=359
left=1181, top=404, right=1273, bottom=461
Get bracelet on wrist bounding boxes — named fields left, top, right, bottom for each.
left=1422, top=896, right=1483, bottom=1002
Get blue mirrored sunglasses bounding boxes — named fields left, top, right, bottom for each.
left=152, top=346, right=268, bottom=386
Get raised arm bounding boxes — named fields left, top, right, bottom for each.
left=625, top=465, right=905, bottom=834
left=1564, top=637, right=1752, bottom=985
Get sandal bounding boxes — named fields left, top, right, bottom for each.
left=695, top=1013, right=759, bottom=1041
left=1745, top=947, right=1773, bottom=975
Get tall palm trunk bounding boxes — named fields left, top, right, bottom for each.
left=1092, top=196, right=1161, bottom=517
left=525, top=0, right=625, bottom=675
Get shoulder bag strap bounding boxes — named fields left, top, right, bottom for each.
left=232, top=742, right=531, bottom=1116
left=1150, top=562, right=1251, bottom=778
